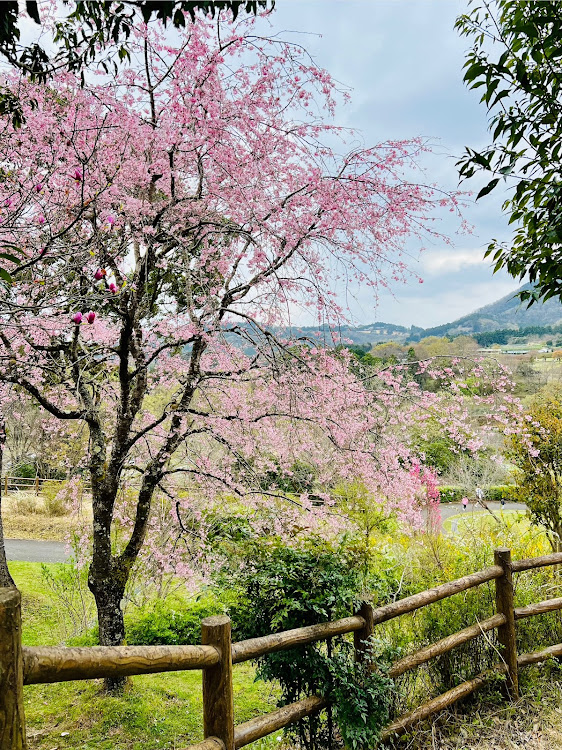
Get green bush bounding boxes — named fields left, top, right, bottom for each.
left=437, top=486, right=465, bottom=503
left=125, top=595, right=225, bottom=646
left=12, top=463, right=36, bottom=478
left=224, top=537, right=397, bottom=750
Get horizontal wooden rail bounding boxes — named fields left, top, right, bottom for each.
left=22, top=644, right=220, bottom=684
left=518, top=642, right=562, bottom=667
left=381, top=664, right=507, bottom=740
left=231, top=616, right=364, bottom=665
left=389, top=613, right=506, bottom=677
left=370, top=565, right=503, bottom=626
left=384, top=641, right=562, bottom=740
left=233, top=696, right=328, bottom=749
left=514, top=596, right=562, bottom=620
left=511, top=551, right=562, bottom=572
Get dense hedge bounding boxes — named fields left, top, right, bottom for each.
left=438, top=485, right=518, bottom=504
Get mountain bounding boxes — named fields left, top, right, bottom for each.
left=408, top=283, right=562, bottom=340
left=277, top=321, right=410, bottom=347
left=244, top=285, right=562, bottom=350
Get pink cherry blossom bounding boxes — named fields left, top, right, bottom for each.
left=0, top=14, right=517, bottom=649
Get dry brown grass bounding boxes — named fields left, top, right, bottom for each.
left=3, top=490, right=91, bottom=541
left=390, top=671, right=562, bottom=749
left=2, top=513, right=80, bottom=541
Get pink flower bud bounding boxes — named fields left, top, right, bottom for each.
left=94, top=268, right=105, bottom=280
left=106, top=215, right=115, bottom=226
left=37, top=215, right=45, bottom=225
left=86, top=311, right=96, bottom=324
left=73, top=169, right=82, bottom=182
left=72, top=312, right=82, bottom=324
left=35, top=183, right=43, bottom=193
left=108, top=282, right=117, bottom=293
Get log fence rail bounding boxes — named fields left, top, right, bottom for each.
left=2, top=547, right=562, bottom=749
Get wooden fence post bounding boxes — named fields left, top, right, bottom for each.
left=494, top=548, right=519, bottom=700
left=201, top=615, right=234, bottom=750
left=0, top=588, right=27, bottom=750
left=354, top=601, right=374, bottom=664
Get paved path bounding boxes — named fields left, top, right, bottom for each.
left=5, top=538, right=68, bottom=563
left=3, top=502, right=527, bottom=563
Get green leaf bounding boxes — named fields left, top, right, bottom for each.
left=476, top=178, right=500, bottom=200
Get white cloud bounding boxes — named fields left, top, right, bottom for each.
left=420, top=248, right=491, bottom=275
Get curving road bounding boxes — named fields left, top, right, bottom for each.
left=4, top=502, right=527, bottom=563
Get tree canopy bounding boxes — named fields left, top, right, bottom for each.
left=456, top=0, right=562, bottom=305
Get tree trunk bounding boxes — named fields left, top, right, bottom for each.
left=0, top=415, right=15, bottom=588
left=88, top=574, right=127, bottom=691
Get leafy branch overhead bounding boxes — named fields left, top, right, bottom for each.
left=456, top=0, right=562, bottom=305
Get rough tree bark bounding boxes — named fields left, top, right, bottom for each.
left=0, top=414, right=15, bottom=588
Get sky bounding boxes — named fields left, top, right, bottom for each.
left=252, top=1, right=521, bottom=329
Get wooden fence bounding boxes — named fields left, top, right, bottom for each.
left=1, top=476, right=64, bottom=496
left=2, top=547, right=562, bottom=750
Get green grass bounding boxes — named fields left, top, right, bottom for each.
left=443, top=509, right=546, bottom=542
left=10, top=562, right=280, bottom=750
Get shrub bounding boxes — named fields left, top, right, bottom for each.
left=11, top=493, right=39, bottom=514
left=12, top=463, right=36, bottom=478
left=225, top=536, right=397, bottom=750
left=125, top=594, right=225, bottom=646
left=42, top=480, right=70, bottom=516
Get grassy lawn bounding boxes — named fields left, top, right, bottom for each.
left=443, top=509, right=531, bottom=535
left=10, top=562, right=281, bottom=750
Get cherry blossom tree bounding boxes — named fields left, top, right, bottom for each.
left=0, top=14, right=512, bottom=686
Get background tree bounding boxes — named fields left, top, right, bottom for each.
left=508, top=385, right=562, bottom=551
left=456, top=1, right=562, bottom=305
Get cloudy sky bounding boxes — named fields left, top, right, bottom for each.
left=253, top=1, right=520, bottom=329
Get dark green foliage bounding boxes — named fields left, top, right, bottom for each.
left=456, top=1, right=562, bottom=305
left=326, top=645, right=395, bottom=750
left=226, top=538, right=396, bottom=749
left=418, top=438, right=458, bottom=475
left=473, top=324, right=562, bottom=347
left=12, top=462, right=36, bottom=478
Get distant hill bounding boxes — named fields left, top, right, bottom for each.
left=408, top=283, right=562, bottom=341
left=249, top=284, right=562, bottom=349
left=277, top=321, right=410, bottom=346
